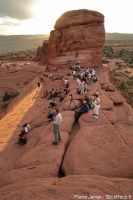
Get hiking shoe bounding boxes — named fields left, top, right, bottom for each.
left=93, top=115, right=98, bottom=119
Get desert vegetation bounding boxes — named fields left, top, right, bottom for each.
left=2, top=91, right=19, bottom=102
left=104, top=34, right=133, bottom=108
left=110, top=64, right=133, bottom=107
left=0, top=49, right=36, bottom=61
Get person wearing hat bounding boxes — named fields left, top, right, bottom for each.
left=92, top=92, right=100, bottom=119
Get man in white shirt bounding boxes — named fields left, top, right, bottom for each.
left=52, top=108, right=62, bottom=145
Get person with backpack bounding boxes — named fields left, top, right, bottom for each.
left=18, top=130, right=27, bottom=145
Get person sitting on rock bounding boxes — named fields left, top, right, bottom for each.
left=75, top=100, right=89, bottom=121
left=49, top=99, right=57, bottom=108
left=92, top=75, right=97, bottom=83
left=54, top=89, right=58, bottom=97
left=59, top=94, right=65, bottom=102
left=91, top=68, right=96, bottom=77
left=76, top=76, right=81, bottom=94
left=84, top=95, right=94, bottom=109
left=72, top=69, right=76, bottom=79
left=47, top=91, right=53, bottom=100
left=69, top=66, right=73, bottom=75
left=51, top=88, right=55, bottom=95
left=48, top=73, right=53, bottom=79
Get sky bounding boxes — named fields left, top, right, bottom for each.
left=0, top=0, right=132, bottom=35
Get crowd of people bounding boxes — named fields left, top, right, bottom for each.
left=17, top=52, right=100, bottom=146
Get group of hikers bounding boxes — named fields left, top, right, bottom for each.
left=17, top=52, right=100, bottom=146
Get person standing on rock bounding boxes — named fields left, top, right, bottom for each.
left=92, top=92, right=100, bottom=119
left=52, top=108, right=62, bottom=145
left=80, top=80, right=85, bottom=95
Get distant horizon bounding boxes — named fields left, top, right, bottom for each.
left=0, top=32, right=133, bottom=37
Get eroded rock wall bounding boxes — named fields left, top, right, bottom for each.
left=48, top=9, right=105, bottom=66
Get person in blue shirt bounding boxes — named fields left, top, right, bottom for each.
left=75, top=101, right=89, bottom=121
left=80, top=101, right=89, bottom=114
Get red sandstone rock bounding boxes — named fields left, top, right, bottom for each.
left=34, top=41, right=48, bottom=63
left=47, top=9, right=105, bottom=66
left=54, top=9, right=104, bottom=30
left=61, top=111, right=75, bottom=133
left=102, top=110, right=117, bottom=124
left=100, top=93, right=114, bottom=110
left=62, top=126, right=133, bottom=177
left=101, top=82, right=115, bottom=92
left=60, top=99, right=80, bottom=111
left=108, top=91, right=125, bottom=105
left=0, top=175, right=133, bottom=200
left=79, top=111, right=110, bottom=129
left=15, top=131, right=69, bottom=177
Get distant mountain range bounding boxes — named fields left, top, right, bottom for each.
left=105, top=33, right=133, bottom=41
left=0, top=33, right=133, bottom=54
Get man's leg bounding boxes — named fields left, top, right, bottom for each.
left=53, top=124, right=59, bottom=144
left=93, top=106, right=99, bottom=118
left=57, top=125, right=61, bottom=141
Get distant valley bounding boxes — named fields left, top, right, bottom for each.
left=0, top=33, right=133, bottom=54
left=0, top=34, right=49, bottom=54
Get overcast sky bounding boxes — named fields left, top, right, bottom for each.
left=0, top=0, right=132, bottom=35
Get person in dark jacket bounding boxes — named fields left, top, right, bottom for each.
left=75, top=101, right=89, bottom=121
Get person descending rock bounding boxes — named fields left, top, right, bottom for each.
left=92, top=92, right=100, bottom=119
left=17, top=123, right=31, bottom=145
left=52, top=108, right=62, bottom=145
